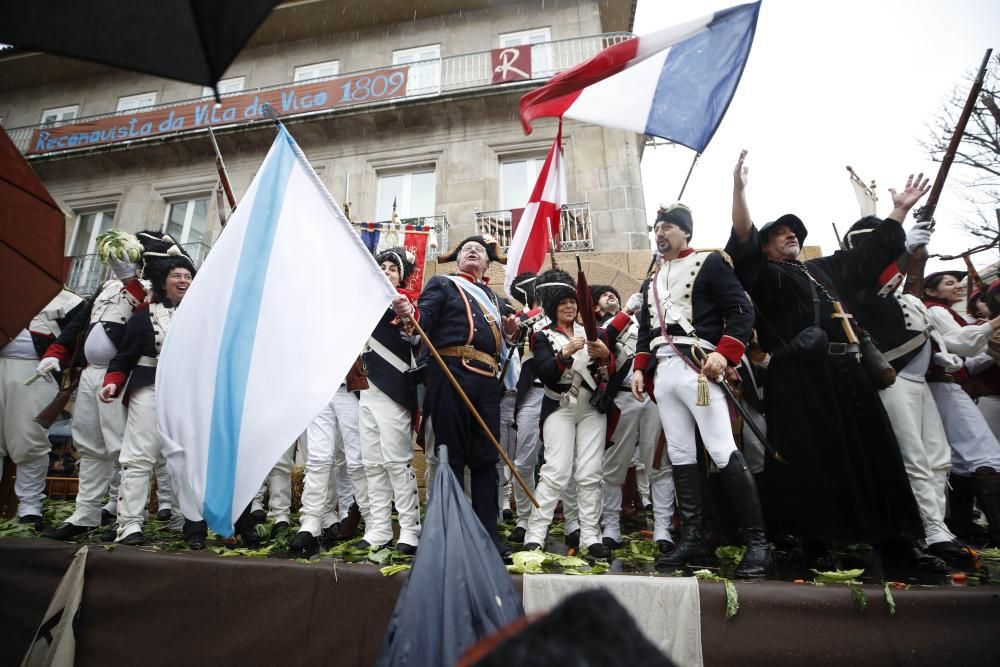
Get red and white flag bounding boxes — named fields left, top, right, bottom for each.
left=503, top=123, right=566, bottom=297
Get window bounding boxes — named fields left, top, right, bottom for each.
left=40, top=105, right=79, bottom=126
left=500, top=157, right=546, bottom=210
left=376, top=170, right=435, bottom=221
left=116, top=92, right=157, bottom=112
left=392, top=44, right=441, bottom=96
left=201, top=76, right=246, bottom=98
left=293, top=60, right=340, bottom=82
left=68, top=209, right=115, bottom=257
left=499, top=28, right=552, bottom=77
left=163, top=197, right=209, bottom=246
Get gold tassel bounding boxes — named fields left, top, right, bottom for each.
left=696, top=371, right=711, bottom=406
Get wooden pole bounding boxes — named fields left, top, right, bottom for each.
left=409, top=316, right=540, bottom=509
left=676, top=152, right=701, bottom=200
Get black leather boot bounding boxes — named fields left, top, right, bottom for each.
left=336, top=502, right=362, bottom=541
left=183, top=519, right=208, bottom=550
left=718, top=451, right=773, bottom=579
left=656, top=464, right=707, bottom=568
left=947, top=474, right=989, bottom=544
left=233, top=504, right=259, bottom=545
left=973, top=467, right=1000, bottom=546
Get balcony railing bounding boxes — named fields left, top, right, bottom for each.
left=66, top=242, right=212, bottom=295
left=4, top=32, right=632, bottom=155
left=475, top=202, right=593, bottom=253
left=350, top=213, right=449, bottom=262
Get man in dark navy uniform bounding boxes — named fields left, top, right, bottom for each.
left=391, top=235, right=517, bottom=555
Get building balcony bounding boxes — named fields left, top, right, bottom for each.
left=65, top=242, right=212, bottom=295
left=475, top=202, right=593, bottom=253
left=3, top=32, right=632, bottom=157
left=349, top=213, right=449, bottom=262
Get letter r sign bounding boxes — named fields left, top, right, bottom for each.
left=491, top=45, right=532, bottom=84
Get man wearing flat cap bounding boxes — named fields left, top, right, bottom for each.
left=726, top=149, right=937, bottom=572
left=391, top=234, right=517, bottom=556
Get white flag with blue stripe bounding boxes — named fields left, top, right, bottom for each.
left=156, top=125, right=397, bottom=536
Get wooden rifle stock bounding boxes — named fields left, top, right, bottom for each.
left=33, top=369, right=80, bottom=429
left=904, top=49, right=993, bottom=298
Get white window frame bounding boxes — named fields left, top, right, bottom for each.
left=40, top=105, right=79, bottom=126
left=202, top=76, right=246, bottom=98
left=376, top=169, right=437, bottom=221
left=67, top=209, right=116, bottom=257
left=392, top=44, right=441, bottom=96
left=500, top=156, right=547, bottom=210
left=116, top=91, right=158, bottom=113
left=293, top=60, right=340, bottom=82
left=162, top=197, right=211, bottom=246
left=499, top=27, right=553, bottom=78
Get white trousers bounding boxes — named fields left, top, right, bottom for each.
left=104, top=462, right=120, bottom=516
left=602, top=391, right=674, bottom=542
left=498, top=391, right=517, bottom=513
left=253, top=443, right=295, bottom=524
left=0, top=454, right=49, bottom=518
left=513, top=386, right=544, bottom=529
left=359, top=384, right=421, bottom=546
left=653, top=354, right=737, bottom=468
left=299, top=386, right=367, bottom=536
left=524, top=389, right=607, bottom=547
left=879, top=378, right=954, bottom=545
left=116, top=385, right=176, bottom=539
left=66, top=366, right=127, bottom=526
left=976, top=395, right=1000, bottom=442
left=0, top=356, right=56, bottom=464
left=929, top=382, right=1000, bottom=475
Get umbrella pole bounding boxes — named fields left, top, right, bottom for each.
left=409, top=317, right=540, bottom=509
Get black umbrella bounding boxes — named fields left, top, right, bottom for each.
left=0, top=0, right=280, bottom=98
left=377, top=447, right=523, bottom=666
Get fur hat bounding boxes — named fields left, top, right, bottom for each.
left=590, top=283, right=621, bottom=307
left=437, top=234, right=507, bottom=265
left=375, top=246, right=417, bottom=284
left=844, top=215, right=882, bottom=249
left=510, top=272, right=539, bottom=307
left=654, top=203, right=693, bottom=239
left=759, top=213, right=808, bottom=246
left=536, top=269, right=577, bottom=320
left=137, top=231, right=196, bottom=299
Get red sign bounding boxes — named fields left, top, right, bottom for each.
left=491, top=45, right=532, bottom=84
left=27, top=67, right=409, bottom=155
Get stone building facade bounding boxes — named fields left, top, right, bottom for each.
left=1, top=0, right=658, bottom=298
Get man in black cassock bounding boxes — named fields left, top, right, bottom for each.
left=724, top=150, right=939, bottom=570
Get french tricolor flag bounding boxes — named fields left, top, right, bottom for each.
left=503, top=123, right=565, bottom=297
left=520, top=1, right=761, bottom=153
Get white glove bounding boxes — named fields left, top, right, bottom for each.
left=625, top=293, right=643, bottom=313
left=110, top=259, right=138, bottom=280
left=35, top=356, right=60, bottom=380
left=905, top=221, right=934, bottom=254
left=933, top=351, right=963, bottom=373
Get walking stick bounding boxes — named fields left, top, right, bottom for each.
left=408, top=316, right=540, bottom=509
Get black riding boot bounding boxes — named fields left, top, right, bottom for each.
left=973, top=467, right=1000, bottom=546
left=718, top=451, right=773, bottom=579
left=947, top=474, right=989, bottom=544
left=656, top=464, right=707, bottom=568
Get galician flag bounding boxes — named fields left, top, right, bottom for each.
left=157, top=125, right=397, bottom=536
left=519, top=1, right=761, bottom=153
left=503, top=123, right=565, bottom=297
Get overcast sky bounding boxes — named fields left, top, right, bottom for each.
left=633, top=0, right=999, bottom=272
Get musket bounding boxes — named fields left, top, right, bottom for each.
left=33, top=329, right=87, bottom=428
left=208, top=126, right=237, bottom=220
left=832, top=222, right=845, bottom=251
left=903, top=48, right=993, bottom=297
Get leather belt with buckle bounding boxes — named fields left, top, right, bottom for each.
left=437, top=345, right=499, bottom=374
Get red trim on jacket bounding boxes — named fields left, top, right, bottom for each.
left=878, top=263, right=902, bottom=287
left=633, top=351, right=651, bottom=372
left=103, top=371, right=127, bottom=395
left=122, top=277, right=148, bottom=303
left=606, top=310, right=632, bottom=333
left=43, top=343, right=71, bottom=364
left=715, top=335, right=746, bottom=366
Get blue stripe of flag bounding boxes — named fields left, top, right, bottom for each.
left=645, top=1, right=761, bottom=153
left=203, top=127, right=296, bottom=535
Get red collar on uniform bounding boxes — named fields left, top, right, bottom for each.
left=456, top=270, right=488, bottom=284
left=662, top=248, right=696, bottom=261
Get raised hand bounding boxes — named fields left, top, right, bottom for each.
left=734, top=149, right=749, bottom=193
left=888, top=173, right=931, bottom=216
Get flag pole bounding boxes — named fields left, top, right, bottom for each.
left=546, top=216, right=559, bottom=269
left=677, top=152, right=701, bottom=200
left=408, top=316, right=540, bottom=509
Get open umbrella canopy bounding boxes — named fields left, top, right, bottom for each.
left=0, top=128, right=65, bottom=345
left=0, top=0, right=280, bottom=96
left=377, top=447, right=523, bottom=666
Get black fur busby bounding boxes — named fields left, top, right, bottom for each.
left=137, top=231, right=196, bottom=300
left=654, top=203, right=694, bottom=240
left=536, top=269, right=577, bottom=320
left=844, top=215, right=882, bottom=249
left=510, top=272, right=538, bottom=307
left=437, top=234, right=507, bottom=265
left=376, top=246, right=417, bottom=285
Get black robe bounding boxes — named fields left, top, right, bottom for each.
left=724, top=221, right=923, bottom=545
